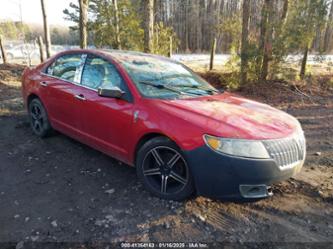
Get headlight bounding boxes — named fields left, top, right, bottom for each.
left=204, top=135, right=270, bottom=159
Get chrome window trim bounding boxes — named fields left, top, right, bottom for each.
left=41, top=53, right=98, bottom=92
left=40, top=72, right=98, bottom=92
left=42, top=51, right=134, bottom=102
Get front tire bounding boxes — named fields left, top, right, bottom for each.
left=28, top=98, right=52, bottom=138
left=136, top=137, right=195, bottom=201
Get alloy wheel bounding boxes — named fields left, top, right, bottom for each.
left=29, top=100, right=48, bottom=136
left=142, top=146, right=189, bottom=195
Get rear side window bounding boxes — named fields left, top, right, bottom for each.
left=47, top=54, right=86, bottom=83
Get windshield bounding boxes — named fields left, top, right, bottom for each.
left=111, top=52, right=218, bottom=99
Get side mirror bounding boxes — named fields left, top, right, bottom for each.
left=98, top=86, right=124, bottom=99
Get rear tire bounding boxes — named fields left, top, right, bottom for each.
left=28, top=98, right=52, bottom=138
left=136, top=136, right=195, bottom=201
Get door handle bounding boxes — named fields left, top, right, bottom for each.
left=40, top=81, right=48, bottom=87
left=74, top=94, right=86, bottom=101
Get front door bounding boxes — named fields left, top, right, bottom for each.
left=78, top=55, right=134, bottom=162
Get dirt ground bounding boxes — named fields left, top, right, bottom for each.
left=0, top=64, right=332, bottom=247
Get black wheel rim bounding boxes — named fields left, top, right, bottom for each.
left=29, top=102, right=45, bottom=135
left=142, top=146, right=189, bottom=195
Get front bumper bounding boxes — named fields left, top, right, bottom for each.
left=184, top=145, right=304, bottom=199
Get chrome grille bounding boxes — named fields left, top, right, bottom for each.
left=263, top=133, right=306, bottom=170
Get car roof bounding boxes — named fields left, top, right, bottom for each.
left=61, top=49, right=174, bottom=64
left=100, top=49, right=174, bottom=63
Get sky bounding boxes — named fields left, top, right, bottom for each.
left=0, top=0, right=72, bottom=26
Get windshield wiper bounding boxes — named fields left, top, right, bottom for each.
left=187, top=85, right=220, bottom=94
left=169, top=84, right=221, bottom=94
left=154, top=75, right=222, bottom=94
left=139, top=81, right=203, bottom=96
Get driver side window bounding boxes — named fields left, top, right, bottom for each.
left=81, top=56, right=125, bottom=90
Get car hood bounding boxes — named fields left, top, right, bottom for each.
left=156, top=92, right=300, bottom=140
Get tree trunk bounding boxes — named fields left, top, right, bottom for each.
left=209, top=38, right=217, bottom=70
left=154, top=0, right=160, bottom=23
left=0, top=36, right=7, bottom=64
left=281, top=0, right=289, bottom=22
left=260, top=0, right=274, bottom=81
left=216, top=0, right=224, bottom=52
left=37, top=36, right=45, bottom=63
left=202, top=0, right=207, bottom=50
left=185, top=0, right=190, bottom=52
left=79, top=0, right=89, bottom=49
left=40, top=0, right=51, bottom=58
left=257, top=0, right=268, bottom=77
left=300, top=44, right=309, bottom=79
left=113, top=0, right=121, bottom=49
left=143, top=0, right=154, bottom=53
left=198, top=0, right=205, bottom=51
left=240, top=0, right=251, bottom=85
left=324, top=0, right=333, bottom=52
left=313, top=29, right=322, bottom=51
left=168, top=36, right=173, bottom=58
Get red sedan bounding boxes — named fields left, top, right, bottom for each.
left=22, top=49, right=306, bottom=200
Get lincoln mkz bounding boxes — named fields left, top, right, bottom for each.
left=22, top=50, right=306, bottom=200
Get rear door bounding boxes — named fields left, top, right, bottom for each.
left=41, top=53, right=87, bottom=137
